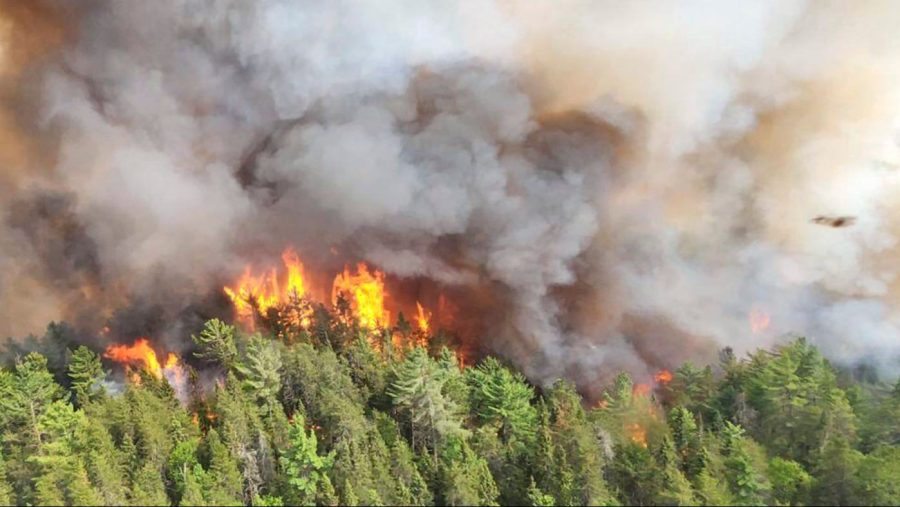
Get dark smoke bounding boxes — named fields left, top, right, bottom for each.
left=2, top=1, right=900, bottom=390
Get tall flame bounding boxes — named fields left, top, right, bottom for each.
left=332, top=262, right=389, bottom=329
left=416, top=301, right=431, bottom=334
left=224, top=247, right=308, bottom=328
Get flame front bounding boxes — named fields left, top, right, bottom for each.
left=224, top=247, right=308, bottom=328
left=104, top=338, right=163, bottom=377
left=332, top=262, right=389, bottom=329
left=104, top=338, right=182, bottom=382
left=416, top=301, right=431, bottom=334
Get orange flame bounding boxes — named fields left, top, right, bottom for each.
left=749, top=307, right=770, bottom=334
left=415, top=301, right=431, bottom=334
left=626, top=422, right=648, bottom=447
left=104, top=338, right=184, bottom=396
left=104, top=338, right=164, bottom=378
left=633, top=383, right=652, bottom=397
left=654, top=369, right=673, bottom=384
left=224, top=247, right=308, bottom=329
left=332, top=263, right=389, bottom=329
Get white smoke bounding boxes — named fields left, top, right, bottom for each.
left=2, top=0, right=900, bottom=388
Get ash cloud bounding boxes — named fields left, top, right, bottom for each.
left=2, top=0, right=900, bottom=389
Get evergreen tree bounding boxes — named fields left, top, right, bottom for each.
left=437, top=436, right=500, bottom=506
left=467, top=357, right=537, bottom=446
left=652, top=436, right=696, bottom=505
left=721, top=422, right=769, bottom=506
left=811, top=436, right=861, bottom=505
left=854, top=445, right=900, bottom=505
left=279, top=414, right=335, bottom=506
left=235, top=335, right=283, bottom=416
left=767, top=457, right=811, bottom=506
left=526, top=477, right=555, bottom=506
left=0, top=450, right=12, bottom=506
left=68, top=345, right=106, bottom=406
left=203, top=429, right=244, bottom=505
left=389, top=347, right=465, bottom=455
left=192, top=318, right=239, bottom=369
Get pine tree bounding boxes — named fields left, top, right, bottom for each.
left=388, top=347, right=465, bottom=455
left=68, top=346, right=106, bottom=406
left=0, top=353, right=65, bottom=450
left=854, top=445, right=900, bottom=505
left=668, top=406, right=705, bottom=479
left=653, top=436, right=696, bottom=505
left=0, top=450, right=13, bottom=506
left=203, top=429, right=244, bottom=505
left=526, top=477, right=555, bottom=506
left=437, top=436, right=500, bottom=506
left=466, top=357, right=537, bottom=446
left=811, top=436, right=861, bottom=505
left=235, top=335, right=283, bottom=416
left=279, top=414, right=335, bottom=506
left=768, top=457, right=811, bottom=506
left=82, top=417, right=129, bottom=505
left=216, top=371, right=271, bottom=502
left=129, top=461, right=169, bottom=506
left=192, top=318, right=239, bottom=369
left=721, top=422, right=768, bottom=506
left=181, top=464, right=208, bottom=506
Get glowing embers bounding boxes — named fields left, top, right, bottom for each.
left=332, top=262, right=389, bottom=329
left=224, top=247, right=309, bottom=329
left=626, top=422, right=648, bottom=448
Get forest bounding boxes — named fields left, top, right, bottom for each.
left=0, top=297, right=898, bottom=506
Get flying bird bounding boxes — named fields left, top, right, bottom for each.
left=811, top=215, right=856, bottom=228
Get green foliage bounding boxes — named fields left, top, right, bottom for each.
left=854, top=445, right=900, bottom=505
left=767, top=457, right=811, bottom=506
left=279, top=414, right=335, bottom=506
left=235, top=335, right=283, bottom=414
left=389, top=347, right=465, bottom=454
left=68, top=346, right=106, bottom=406
left=467, top=357, right=537, bottom=446
left=192, top=318, right=239, bottom=369
left=0, top=317, right=893, bottom=507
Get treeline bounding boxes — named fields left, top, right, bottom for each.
left=0, top=303, right=898, bottom=506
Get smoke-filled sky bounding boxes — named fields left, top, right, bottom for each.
left=2, top=0, right=900, bottom=390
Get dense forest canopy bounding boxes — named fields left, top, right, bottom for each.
left=0, top=299, right=897, bottom=506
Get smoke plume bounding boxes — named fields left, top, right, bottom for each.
left=3, top=0, right=900, bottom=392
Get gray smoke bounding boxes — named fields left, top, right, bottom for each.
left=2, top=0, right=900, bottom=392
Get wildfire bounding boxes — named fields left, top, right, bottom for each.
left=749, top=307, right=771, bottom=334
left=103, top=338, right=182, bottom=382
left=626, top=422, right=648, bottom=448
left=415, top=301, right=431, bottom=334
left=633, top=383, right=652, bottom=397
left=654, top=369, right=673, bottom=384
left=224, top=247, right=308, bottom=328
left=332, top=262, right=389, bottom=329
